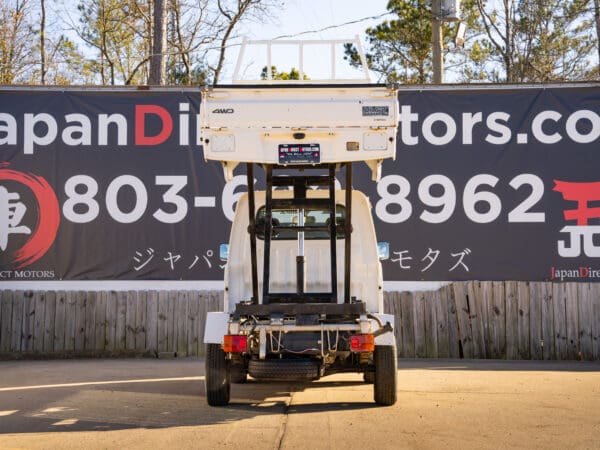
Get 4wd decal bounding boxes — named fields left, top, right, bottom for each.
left=212, top=108, right=234, bottom=114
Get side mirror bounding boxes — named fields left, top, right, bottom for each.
left=377, top=242, right=389, bottom=261
left=219, top=243, right=229, bottom=262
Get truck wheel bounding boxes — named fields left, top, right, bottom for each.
left=373, top=345, right=397, bottom=406
left=205, top=344, right=230, bottom=406
left=230, top=363, right=247, bottom=384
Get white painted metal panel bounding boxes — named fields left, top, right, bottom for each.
left=224, top=190, right=384, bottom=314
left=203, top=312, right=230, bottom=343
left=371, top=313, right=397, bottom=346
left=201, top=86, right=398, bottom=165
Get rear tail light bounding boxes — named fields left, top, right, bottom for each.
left=223, top=335, right=247, bottom=353
left=350, top=334, right=374, bottom=352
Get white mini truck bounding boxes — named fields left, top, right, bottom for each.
left=201, top=56, right=399, bottom=406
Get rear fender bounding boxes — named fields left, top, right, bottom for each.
left=371, top=313, right=396, bottom=346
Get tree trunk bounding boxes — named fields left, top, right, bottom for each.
left=213, top=0, right=253, bottom=85
left=504, top=0, right=513, bottom=82
left=40, top=0, right=46, bottom=84
left=595, top=0, right=600, bottom=79
left=149, top=0, right=167, bottom=85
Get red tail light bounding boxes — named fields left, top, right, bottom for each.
left=223, top=335, right=247, bottom=353
left=350, top=334, right=374, bottom=352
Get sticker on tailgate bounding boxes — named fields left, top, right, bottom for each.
left=362, top=106, right=389, bottom=116
left=278, top=144, right=320, bottom=164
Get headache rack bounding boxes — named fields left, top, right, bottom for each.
left=246, top=162, right=353, bottom=306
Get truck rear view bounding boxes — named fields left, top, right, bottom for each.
left=200, top=39, right=399, bottom=406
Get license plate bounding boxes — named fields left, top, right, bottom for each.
left=278, top=144, right=320, bottom=164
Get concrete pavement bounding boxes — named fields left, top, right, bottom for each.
left=0, top=358, right=598, bottom=449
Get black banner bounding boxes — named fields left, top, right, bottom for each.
left=0, top=85, right=599, bottom=282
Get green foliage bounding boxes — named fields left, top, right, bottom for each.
left=72, top=0, right=279, bottom=85
left=37, top=36, right=92, bottom=85
left=348, top=0, right=598, bottom=83
left=0, top=0, right=90, bottom=84
left=0, top=0, right=33, bottom=83
left=344, top=0, right=488, bottom=83
left=260, top=66, right=309, bottom=80
left=167, top=60, right=210, bottom=85
left=76, top=0, right=148, bottom=85
left=477, top=0, right=597, bottom=82
left=2, top=0, right=598, bottom=85
left=345, top=0, right=434, bottom=83
left=447, top=0, right=494, bottom=82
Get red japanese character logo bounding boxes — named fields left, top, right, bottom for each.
left=0, top=163, right=60, bottom=268
left=553, top=180, right=600, bottom=257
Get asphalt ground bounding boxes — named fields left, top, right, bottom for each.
left=0, top=358, right=599, bottom=449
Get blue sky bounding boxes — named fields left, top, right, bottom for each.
left=244, top=0, right=390, bottom=40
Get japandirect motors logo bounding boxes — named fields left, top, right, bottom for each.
left=0, top=163, right=60, bottom=269
left=550, top=266, right=600, bottom=281
left=550, top=180, right=600, bottom=280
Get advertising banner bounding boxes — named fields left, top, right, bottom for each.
left=0, top=85, right=599, bottom=282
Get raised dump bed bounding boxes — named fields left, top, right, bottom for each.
left=200, top=84, right=398, bottom=180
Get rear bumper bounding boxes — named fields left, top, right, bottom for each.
left=233, top=301, right=366, bottom=318
left=203, top=309, right=396, bottom=347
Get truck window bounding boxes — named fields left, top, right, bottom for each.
left=255, top=205, right=346, bottom=240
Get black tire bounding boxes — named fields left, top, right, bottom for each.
left=248, top=358, right=320, bottom=380
left=230, top=363, right=247, bottom=384
left=373, top=345, right=397, bottom=406
left=205, top=344, right=230, bottom=406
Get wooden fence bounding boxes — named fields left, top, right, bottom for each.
left=1, top=282, right=599, bottom=360
left=384, top=282, right=600, bottom=360
left=0, top=290, right=222, bottom=358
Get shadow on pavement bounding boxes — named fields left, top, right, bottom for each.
left=6, top=357, right=594, bottom=436
left=0, top=374, right=376, bottom=435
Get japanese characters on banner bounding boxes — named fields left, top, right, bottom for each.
left=0, top=85, right=599, bottom=282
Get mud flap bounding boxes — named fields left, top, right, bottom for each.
left=204, top=312, right=230, bottom=344
left=370, top=313, right=396, bottom=346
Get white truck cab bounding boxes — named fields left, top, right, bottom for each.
left=201, top=39, right=399, bottom=406
left=224, top=190, right=384, bottom=311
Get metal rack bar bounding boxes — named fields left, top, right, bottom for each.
left=328, top=165, right=338, bottom=301
left=247, top=163, right=259, bottom=304
left=262, top=165, right=274, bottom=304
left=344, top=163, right=352, bottom=303
left=259, top=164, right=340, bottom=305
